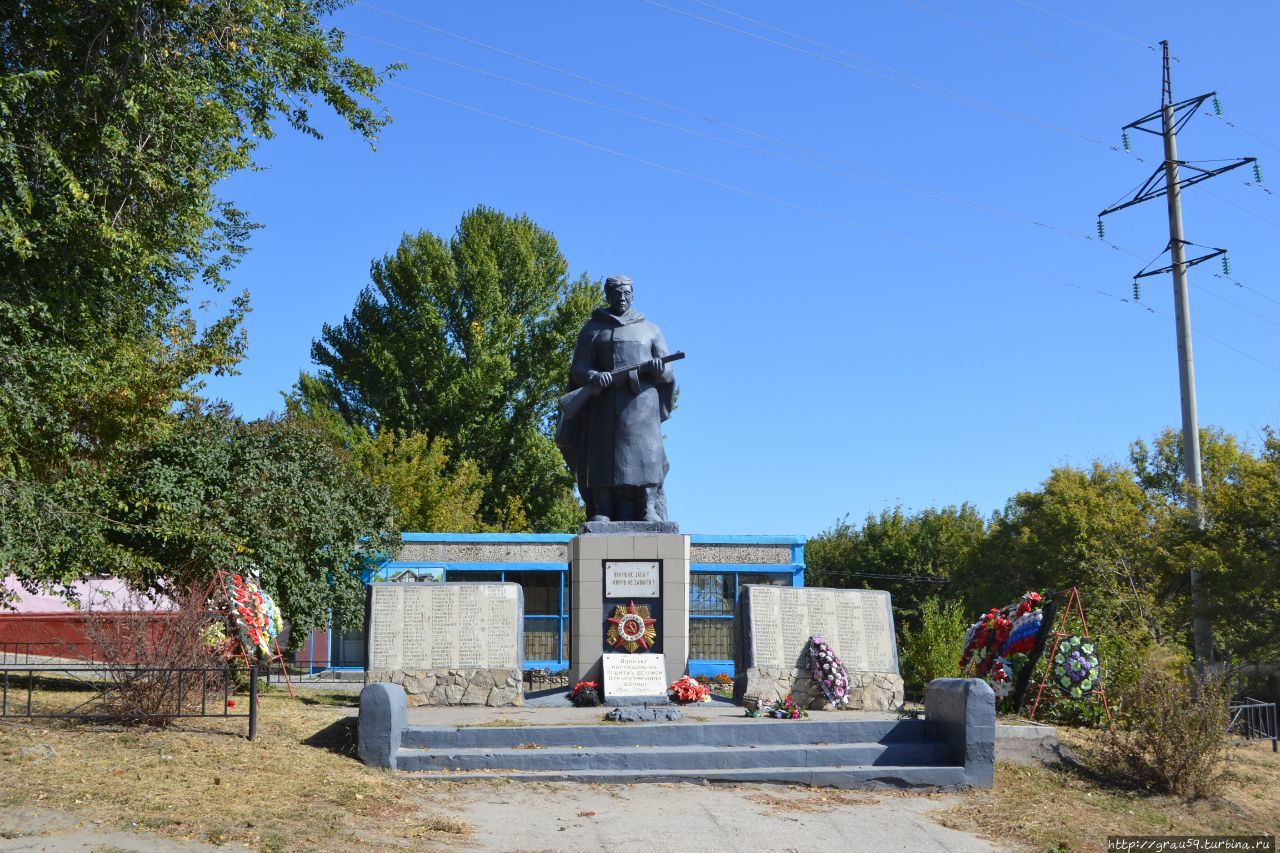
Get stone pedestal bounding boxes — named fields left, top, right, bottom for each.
left=569, top=533, right=690, bottom=689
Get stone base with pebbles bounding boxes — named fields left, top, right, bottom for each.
left=367, top=668, right=523, bottom=707
left=741, top=665, right=904, bottom=712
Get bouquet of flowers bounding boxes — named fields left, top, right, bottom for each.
left=808, top=635, right=850, bottom=706
left=754, top=696, right=808, bottom=720
left=669, top=675, right=711, bottom=704
left=568, top=680, right=601, bottom=707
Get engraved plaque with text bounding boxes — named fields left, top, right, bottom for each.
left=367, top=582, right=521, bottom=672
left=602, top=653, right=669, bottom=699
left=604, top=560, right=661, bottom=598
left=743, top=586, right=898, bottom=674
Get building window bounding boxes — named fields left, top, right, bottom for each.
left=689, top=569, right=793, bottom=662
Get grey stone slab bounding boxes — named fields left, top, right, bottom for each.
left=358, top=682, right=407, bottom=769
left=401, top=765, right=970, bottom=790
left=924, top=678, right=995, bottom=788
left=400, top=718, right=932, bottom=750
left=580, top=521, right=680, bottom=534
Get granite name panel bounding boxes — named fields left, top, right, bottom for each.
left=366, top=582, right=522, bottom=672
left=742, top=586, right=899, bottom=674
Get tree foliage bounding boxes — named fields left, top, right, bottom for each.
left=810, top=427, right=1280, bottom=671
left=300, top=207, right=599, bottom=531
left=1, top=1, right=394, bottom=600
left=108, top=409, right=396, bottom=636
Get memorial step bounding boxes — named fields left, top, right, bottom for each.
left=397, top=763, right=968, bottom=789
left=400, top=718, right=930, bottom=750
left=396, top=740, right=952, bottom=773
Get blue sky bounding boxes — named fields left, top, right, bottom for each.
left=201, top=1, right=1280, bottom=537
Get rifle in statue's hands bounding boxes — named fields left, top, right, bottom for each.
left=558, top=351, right=685, bottom=420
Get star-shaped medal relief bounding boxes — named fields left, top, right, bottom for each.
left=606, top=600, right=658, bottom=653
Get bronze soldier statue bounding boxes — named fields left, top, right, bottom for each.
left=555, top=276, right=681, bottom=523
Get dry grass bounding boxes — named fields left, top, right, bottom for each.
left=0, top=685, right=474, bottom=851
left=937, top=727, right=1280, bottom=852
left=6, top=682, right=1278, bottom=853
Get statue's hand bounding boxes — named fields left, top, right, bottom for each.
left=647, top=358, right=665, bottom=379
left=589, top=371, right=613, bottom=389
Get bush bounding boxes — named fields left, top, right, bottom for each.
left=900, top=596, right=968, bottom=699
left=1088, top=663, right=1230, bottom=798
left=80, top=584, right=233, bottom=725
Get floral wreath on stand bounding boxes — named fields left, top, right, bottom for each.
left=1052, top=635, right=1101, bottom=699
left=217, top=571, right=284, bottom=659
left=960, top=591, right=1046, bottom=706
left=808, top=635, right=850, bottom=706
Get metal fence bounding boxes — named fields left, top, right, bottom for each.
left=0, top=665, right=259, bottom=740
left=0, top=641, right=100, bottom=665
left=1228, top=697, right=1278, bottom=752
left=254, top=658, right=367, bottom=686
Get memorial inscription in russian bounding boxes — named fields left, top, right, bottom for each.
left=746, top=586, right=898, bottom=674
left=367, top=582, right=520, bottom=671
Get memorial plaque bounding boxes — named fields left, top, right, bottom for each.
left=744, top=586, right=898, bottom=673
left=602, top=653, right=669, bottom=700
left=604, top=560, right=660, bottom=598
left=367, top=582, right=521, bottom=671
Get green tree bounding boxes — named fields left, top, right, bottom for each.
left=1, top=1, right=394, bottom=591
left=806, top=504, right=985, bottom=627
left=1131, top=427, right=1280, bottom=663
left=109, top=408, right=397, bottom=637
left=899, top=596, right=969, bottom=696
left=360, top=431, right=523, bottom=533
left=300, top=207, right=599, bottom=531
left=964, top=462, right=1169, bottom=639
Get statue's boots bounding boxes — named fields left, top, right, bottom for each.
left=642, top=486, right=661, bottom=522
left=590, top=489, right=614, bottom=523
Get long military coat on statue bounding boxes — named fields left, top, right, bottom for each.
left=557, top=306, right=676, bottom=501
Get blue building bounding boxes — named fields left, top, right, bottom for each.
left=303, top=532, right=805, bottom=678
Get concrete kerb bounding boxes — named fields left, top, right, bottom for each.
left=358, top=682, right=406, bottom=769
left=924, top=678, right=996, bottom=787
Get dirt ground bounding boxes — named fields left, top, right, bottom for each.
left=2, top=686, right=1276, bottom=852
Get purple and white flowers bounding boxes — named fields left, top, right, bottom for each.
left=808, top=635, right=851, bottom=706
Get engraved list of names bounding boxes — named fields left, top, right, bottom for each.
left=747, top=587, right=897, bottom=673
left=367, top=583, right=520, bottom=671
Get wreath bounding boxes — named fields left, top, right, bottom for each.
left=1052, top=635, right=1100, bottom=699
left=808, top=636, right=850, bottom=705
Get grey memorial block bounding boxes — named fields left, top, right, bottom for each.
left=358, top=682, right=407, bottom=769
left=580, top=520, right=680, bottom=535
left=925, top=677, right=996, bottom=787
left=602, top=652, right=669, bottom=706
left=734, top=585, right=905, bottom=711
left=569, top=533, right=691, bottom=688
left=364, top=582, right=525, bottom=706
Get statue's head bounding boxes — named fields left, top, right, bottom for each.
left=604, top=275, right=633, bottom=315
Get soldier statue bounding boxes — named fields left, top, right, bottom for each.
left=555, top=275, right=682, bottom=524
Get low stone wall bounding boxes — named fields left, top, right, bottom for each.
left=740, top=664, right=904, bottom=712
left=367, top=667, right=522, bottom=707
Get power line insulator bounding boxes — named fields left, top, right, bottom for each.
left=1213, top=95, right=1224, bottom=116
left=1096, top=219, right=1106, bottom=239
left=1222, top=254, right=1231, bottom=275
left=1254, top=162, right=1264, bottom=184
left=1132, top=279, right=1141, bottom=302
left=1122, top=131, right=1132, bottom=152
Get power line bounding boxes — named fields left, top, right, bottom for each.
left=898, top=0, right=1148, bottom=94
left=1003, top=0, right=1159, bottom=51
left=634, top=0, right=1116, bottom=147
left=385, top=80, right=1280, bottom=375
left=351, top=32, right=1102, bottom=244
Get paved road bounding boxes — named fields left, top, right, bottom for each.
left=442, top=780, right=993, bottom=853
